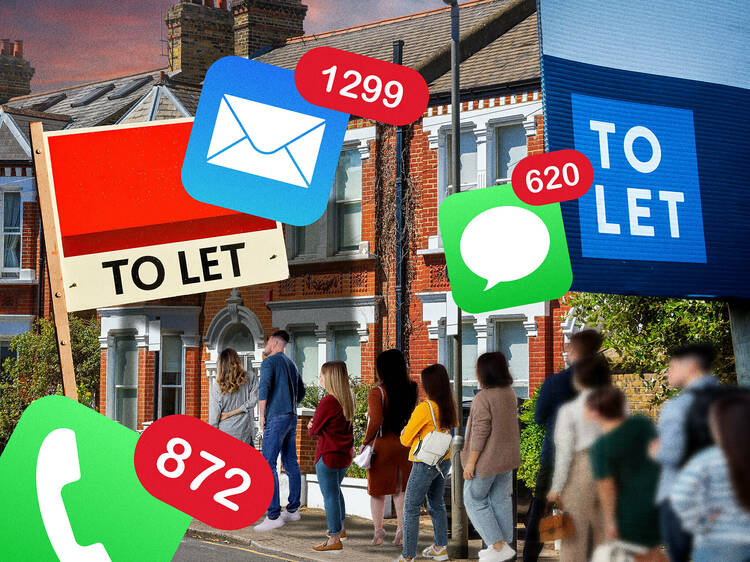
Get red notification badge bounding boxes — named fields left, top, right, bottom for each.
left=295, top=46, right=429, bottom=126
left=511, top=150, right=594, bottom=206
left=134, top=415, right=273, bottom=530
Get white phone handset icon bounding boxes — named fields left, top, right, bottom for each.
left=36, top=428, right=112, bottom=562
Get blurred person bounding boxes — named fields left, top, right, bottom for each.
left=308, top=361, right=355, bottom=552
left=585, top=387, right=662, bottom=556
left=462, top=352, right=521, bottom=562
left=547, top=353, right=612, bottom=562
left=524, top=329, right=603, bottom=561
left=209, top=348, right=259, bottom=446
left=397, top=364, right=457, bottom=562
left=670, top=392, right=750, bottom=562
left=649, top=343, right=718, bottom=562
left=361, top=349, right=418, bottom=546
left=254, top=330, right=306, bottom=532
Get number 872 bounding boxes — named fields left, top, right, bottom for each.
left=156, top=437, right=251, bottom=512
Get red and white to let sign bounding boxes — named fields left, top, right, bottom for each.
left=41, top=119, right=288, bottom=311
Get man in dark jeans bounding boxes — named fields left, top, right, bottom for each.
left=254, top=330, right=306, bottom=532
left=523, top=329, right=603, bottom=561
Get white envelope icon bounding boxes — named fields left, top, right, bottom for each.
left=206, top=94, right=326, bottom=188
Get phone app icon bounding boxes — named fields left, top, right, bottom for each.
left=0, top=396, right=190, bottom=561
left=438, top=183, right=572, bottom=313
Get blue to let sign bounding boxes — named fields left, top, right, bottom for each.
left=539, top=0, right=750, bottom=298
left=571, top=94, right=706, bottom=264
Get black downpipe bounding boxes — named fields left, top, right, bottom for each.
left=153, top=350, right=160, bottom=422
left=393, top=40, right=405, bottom=351
left=36, top=210, right=46, bottom=326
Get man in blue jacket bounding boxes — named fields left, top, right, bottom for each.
left=523, top=329, right=603, bottom=561
left=254, top=330, right=306, bottom=532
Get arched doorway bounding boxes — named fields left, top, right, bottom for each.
left=218, top=322, right=255, bottom=373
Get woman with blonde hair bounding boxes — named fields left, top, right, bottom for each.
left=209, top=347, right=258, bottom=446
left=308, top=361, right=355, bottom=552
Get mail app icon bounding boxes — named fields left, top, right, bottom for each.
left=182, top=57, right=349, bottom=226
left=207, top=95, right=326, bottom=188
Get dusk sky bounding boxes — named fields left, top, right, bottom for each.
left=2, top=0, right=460, bottom=93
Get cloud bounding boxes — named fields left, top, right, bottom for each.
left=4, top=0, right=461, bottom=93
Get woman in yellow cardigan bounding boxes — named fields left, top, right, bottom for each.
left=396, top=364, right=457, bottom=562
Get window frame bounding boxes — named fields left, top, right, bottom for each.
left=112, top=333, right=139, bottom=430
left=289, top=327, right=320, bottom=387
left=333, top=148, right=363, bottom=254
left=0, top=189, right=22, bottom=279
left=158, top=333, right=185, bottom=418
left=494, top=319, right=530, bottom=399
left=330, top=326, right=362, bottom=381
left=493, top=122, right=528, bottom=185
left=443, top=128, right=479, bottom=192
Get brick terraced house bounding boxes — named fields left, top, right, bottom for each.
left=4, top=1, right=580, bottom=478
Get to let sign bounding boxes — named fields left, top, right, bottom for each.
left=40, top=119, right=289, bottom=311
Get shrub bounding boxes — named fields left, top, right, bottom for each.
left=0, top=316, right=100, bottom=452
left=518, top=387, right=544, bottom=491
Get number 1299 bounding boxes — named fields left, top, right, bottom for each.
left=321, top=65, right=403, bottom=108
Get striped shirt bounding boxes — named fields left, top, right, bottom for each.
left=670, top=446, right=750, bottom=545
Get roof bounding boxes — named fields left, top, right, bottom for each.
left=0, top=106, right=69, bottom=162
left=256, top=0, right=539, bottom=96
left=8, top=68, right=167, bottom=129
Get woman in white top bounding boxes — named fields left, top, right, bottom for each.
left=547, top=354, right=611, bottom=562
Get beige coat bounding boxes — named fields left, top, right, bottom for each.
left=460, top=386, right=520, bottom=478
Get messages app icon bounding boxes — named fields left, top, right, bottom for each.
left=182, top=57, right=349, bottom=226
left=0, top=396, right=190, bottom=561
left=438, top=184, right=572, bottom=313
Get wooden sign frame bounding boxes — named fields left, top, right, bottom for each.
left=30, top=121, right=78, bottom=401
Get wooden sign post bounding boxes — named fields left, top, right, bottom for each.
left=30, top=122, right=78, bottom=401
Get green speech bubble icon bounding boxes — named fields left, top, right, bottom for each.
left=438, top=183, right=572, bottom=313
left=0, top=396, right=190, bottom=561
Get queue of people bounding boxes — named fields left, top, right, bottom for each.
left=209, top=328, right=750, bottom=561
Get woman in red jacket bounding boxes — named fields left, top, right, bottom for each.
left=308, top=360, right=354, bottom=552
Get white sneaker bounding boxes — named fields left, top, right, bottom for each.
left=422, top=544, right=449, bottom=561
left=480, top=543, right=516, bottom=561
left=254, top=516, right=285, bottom=532
left=280, top=509, right=301, bottom=522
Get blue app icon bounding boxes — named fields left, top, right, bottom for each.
left=571, top=94, right=706, bottom=263
left=182, top=57, right=349, bottom=226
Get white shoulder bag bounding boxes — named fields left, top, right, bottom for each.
left=354, top=386, right=385, bottom=469
left=412, top=401, right=452, bottom=467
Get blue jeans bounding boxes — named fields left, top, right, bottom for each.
left=402, top=459, right=450, bottom=559
left=693, top=541, right=750, bottom=562
left=464, top=470, right=513, bottom=546
left=659, top=501, right=692, bottom=562
left=262, top=413, right=301, bottom=519
left=315, top=458, right=347, bottom=535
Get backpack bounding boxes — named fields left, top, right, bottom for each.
left=680, top=384, right=735, bottom=466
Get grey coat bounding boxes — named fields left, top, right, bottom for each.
left=209, top=373, right=258, bottom=446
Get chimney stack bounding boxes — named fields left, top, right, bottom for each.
left=0, top=39, right=34, bottom=103
left=230, top=0, right=308, bottom=58
left=165, top=0, right=233, bottom=84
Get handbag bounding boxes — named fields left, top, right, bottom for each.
left=591, top=541, right=668, bottom=562
left=412, top=401, right=452, bottom=467
left=538, top=506, right=575, bottom=542
left=354, top=386, right=385, bottom=469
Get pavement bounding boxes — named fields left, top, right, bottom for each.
left=186, top=507, right=560, bottom=561
left=174, top=536, right=307, bottom=561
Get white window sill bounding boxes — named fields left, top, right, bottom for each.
left=289, top=253, right=375, bottom=266
left=0, top=277, right=36, bottom=285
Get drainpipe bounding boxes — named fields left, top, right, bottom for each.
left=393, top=39, right=405, bottom=351
left=36, top=210, right=46, bottom=326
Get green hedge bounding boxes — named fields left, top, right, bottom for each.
left=518, top=388, right=544, bottom=491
